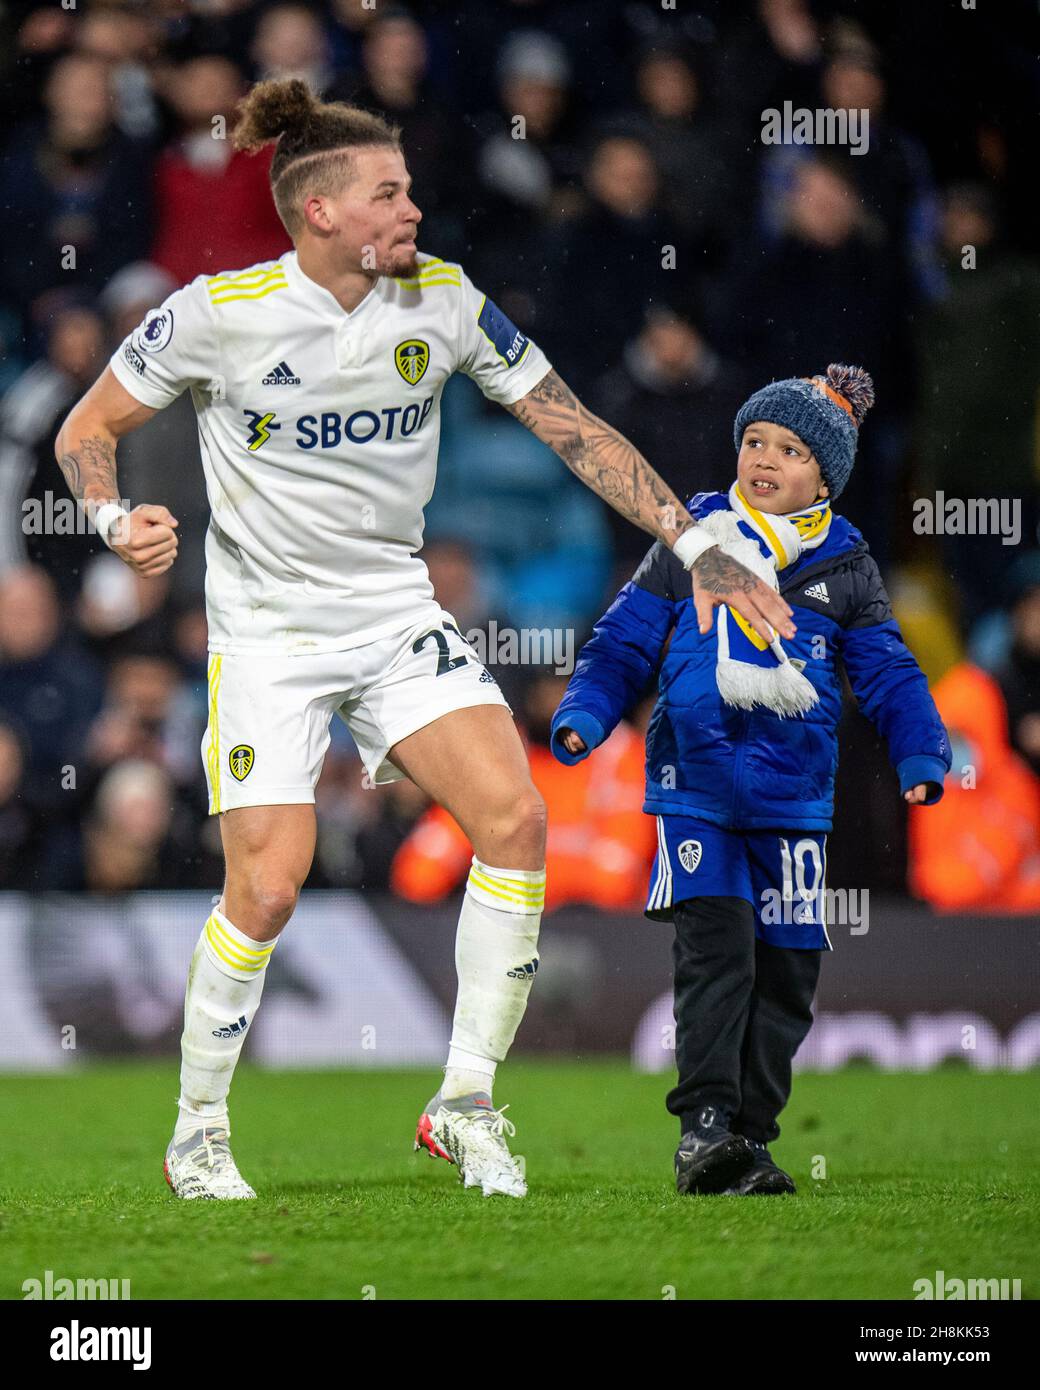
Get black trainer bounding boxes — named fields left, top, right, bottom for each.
left=674, top=1105, right=756, bottom=1195
left=722, top=1140, right=796, bottom=1195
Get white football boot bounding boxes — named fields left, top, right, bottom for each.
left=415, top=1091, right=527, bottom=1198
left=164, top=1126, right=256, bottom=1200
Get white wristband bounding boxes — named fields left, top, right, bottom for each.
left=672, top=526, right=718, bottom=570
left=93, top=502, right=131, bottom=549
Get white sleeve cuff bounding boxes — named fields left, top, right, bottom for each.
left=672, top=527, right=718, bottom=570
left=94, top=502, right=131, bottom=548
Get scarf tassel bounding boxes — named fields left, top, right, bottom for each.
left=698, top=494, right=827, bottom=718
left=716, top=651, right=819, bottom=717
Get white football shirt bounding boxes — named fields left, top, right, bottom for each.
left=108, top=251, right=551, bottom=653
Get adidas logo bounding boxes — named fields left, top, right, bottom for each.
left=804, top=581, right=830, bottom=603
left=212, top=1014, right=249, bottom=1039
left=507, top=960, right=539, bottom=981
left=262, top=360, right=301, bottom=386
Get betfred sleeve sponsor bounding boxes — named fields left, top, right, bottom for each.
left=455, top=268, right=551, bottom=407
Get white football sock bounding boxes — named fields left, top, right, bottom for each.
left=443, top=1050, right=497, bottom=1101
left=441, top=857, right=545, bottom=1101
left=175, top=909, right=277, bottom=1140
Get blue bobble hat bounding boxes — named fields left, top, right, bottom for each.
left=733, top=363, right=876, bottom=500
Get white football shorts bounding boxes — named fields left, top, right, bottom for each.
left=200, top=608, right=510, bottom=813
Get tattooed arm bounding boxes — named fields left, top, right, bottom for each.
left=55, top=366, right=179, bottom=577
left=504, top=369, right=691, bottom=545
left=504, top=369, right=795, bottom=641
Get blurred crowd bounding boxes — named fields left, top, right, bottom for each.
left=0, top=0, right=1037, bottom=911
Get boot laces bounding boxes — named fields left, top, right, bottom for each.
left=187, top=1129, right=232, bottom=1173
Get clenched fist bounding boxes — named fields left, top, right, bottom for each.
left=110, top=504, right=180, bottom=577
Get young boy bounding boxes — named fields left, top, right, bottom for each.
left=550, top=365, right=951, bottom=1196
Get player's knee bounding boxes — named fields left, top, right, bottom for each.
left=522, top=788, right=548, bottom=844
left=256, top=878, right=301, bottom=931
left=485, top=787, right=546, bottom=860
left=234, top=876, right=301, bottom=936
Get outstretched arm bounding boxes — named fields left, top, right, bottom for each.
left=504, top=368, right=795, bottom=642
left=55, top=366, right=179, bottom=577
left=838, top=555, right=950, bottom=806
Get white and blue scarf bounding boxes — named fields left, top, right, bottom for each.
left=696, top=482, right=833, bottom=717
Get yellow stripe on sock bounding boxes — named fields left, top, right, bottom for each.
left=468, top=866, right=545, bottom=909
left=206, top=915, right=274, bottom=962
left=205, top=917, right=274, bottom=973
left=206, top=934, right=265, bottom=975
left=469, top=864, right=545, bottom=899
left=205, top=928, right=254, bottom=974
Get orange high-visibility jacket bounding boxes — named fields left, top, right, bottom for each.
left=391, top=723, right=657, bottom=911
left=908, top=662, right=1040, bottom=912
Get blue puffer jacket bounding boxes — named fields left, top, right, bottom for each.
left=550, top=492, right=950, bottom=831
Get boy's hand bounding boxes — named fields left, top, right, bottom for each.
left=904, top=784, right=929, bottom=804
left=559, top=728, right=587, bottom=755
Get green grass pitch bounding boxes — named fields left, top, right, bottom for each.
left=1, top=1063, right=1036, bottom=1300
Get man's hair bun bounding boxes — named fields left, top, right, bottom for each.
left=232, top=80, right=401, bottom=236
left=233, top=79, right=317, bottom=153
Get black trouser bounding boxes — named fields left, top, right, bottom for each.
left=667, top=896, right=822, bottom=1143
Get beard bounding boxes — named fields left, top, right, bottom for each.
left=380, top=239, right=419, bottom=278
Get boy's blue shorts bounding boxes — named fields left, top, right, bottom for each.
left=645, top=814, right=832, bottom=951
